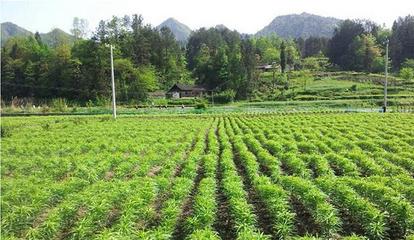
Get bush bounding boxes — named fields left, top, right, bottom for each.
left=194, top=101, right=208, bottom=110
left=95, top=96, right=111, bottom=107
left=350, top=84, right=358, bottom=92
left=372, top=57, right=385, bottom=73
left=400, top=67, right=414, bottom=81
left=302, top=57, right=322, bottom=71
left=213, top=90, right=236, bottom=104
left=41, top=105, right=50, bottom=113
left=86, top=100, right=94, bottom=108
left=51, top=98, right=67, bottom=112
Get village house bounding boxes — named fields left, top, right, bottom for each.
left=166, top=83, right=208, bottom=98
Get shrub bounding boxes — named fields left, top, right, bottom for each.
left=350, top=84, right=357, bottom=92
left=51, top=98, right=67, bottom=112
left=213, top=90, right=236, bottom=104
left=194, top=101, right=208, bottom=110
left=86, top=100, right=94, bottom=108
left=302, top=57, right=322, bottom=71
left=41, top=105, right=50, bottom=113
left=400, top=67, right=414, bottom=81
left=95, top=96, right=111, bottom=107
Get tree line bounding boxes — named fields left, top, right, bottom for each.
left=1, top=14, right=413, bottom=103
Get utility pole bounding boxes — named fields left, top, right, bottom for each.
left=110, top=44, right=117, bottom=119
left=383, top=40, right=389, bottom=113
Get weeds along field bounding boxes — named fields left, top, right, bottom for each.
left=1, top=113, right=414, bottom=240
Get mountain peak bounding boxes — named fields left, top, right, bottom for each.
left=163, top=17, right=179, bottom=23
left=256, top=13, right=341, bottom=39
left=157, top=17, right=192, bottom=42
left=1, top=22, right=74, bottom=47
left=215, top=24, right=228, bottom=30
left=1, top=22, right=33, bottom=45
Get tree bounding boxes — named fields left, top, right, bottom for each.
left=262, top=48, right=280, bottom=65
left=71, top=39, right=110, bottom=100
left=253, top=35, right=282, bottom=65
left=285, top=42, right=300, bottom=69
left=157, top=27, right=189, bottom=89
left=23, top=61, right=36, bottom=97
left=1, top=56, right=16, bottom=100
left=348, top=34, right=381, bottom=72
left=114, top=58, right=157, bottom=102
left=303, top=37, right=329, bottom=57
left=95, top=20, right=108, bottom=43
left=193, top=43, right=211, bottom=85
left=402, top=59, right=414, bottom=69
left=328, top=20, right=365, bottom=69
left=280, top=41, right=287, bottom=73
left=71, top=17, right=89, bottom=40
left=390, top=15, right=414, bottom=69
left=239, top=38, right=257, bottom=98
left=34, top=32, right=43, bottom=46
left=2, top=14, right=189, bottom=102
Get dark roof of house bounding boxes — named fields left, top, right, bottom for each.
left=167, top=83, right=208, bottom=92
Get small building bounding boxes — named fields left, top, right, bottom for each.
left=166, top=84, right=208, bottom=98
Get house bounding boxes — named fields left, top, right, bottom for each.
left=166, top=84, right=208, bottom=98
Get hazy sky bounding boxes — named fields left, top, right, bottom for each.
left=1, top=0, right=413, bottom=34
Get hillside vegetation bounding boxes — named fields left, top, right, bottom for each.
left=256, top=12, right=341, bottom=38
left=1, top=22, right=75, bottom=47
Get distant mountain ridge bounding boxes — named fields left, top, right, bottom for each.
left=256, top=12, right=341, bottom=39
left=156, top=18, right=192, bottom=42
left=1, top=22, right=75, bottom=47
left=2, top=13, right=343, bottom=46
left=1, top=22, right=32, bottom=45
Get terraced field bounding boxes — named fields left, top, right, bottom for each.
left=2, top=113, right=414, bottom=239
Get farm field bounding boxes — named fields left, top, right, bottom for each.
left=1, top=113, right=414, bottom=239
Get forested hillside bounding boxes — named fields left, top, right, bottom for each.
left=1, top=22, right=75, bottom=47
left=1, top=14, right=413, bottom=105
left=1, top=22, right=32, bottom=46
left=256, top=12, right=341, bottom=38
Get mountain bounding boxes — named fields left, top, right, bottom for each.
left=256, top=12, right=341, bottom=39
left=1, top=22, right=32, bottom=45
left=214, top=24, right=229, bottom=30
left=40, top=28, right=75, bottom=47
left=157, top=18, right=192, bottom=42
left=1, top=22, right=75, bottom=47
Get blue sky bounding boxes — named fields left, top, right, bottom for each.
left=1, top=0, right=413, bottom=34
